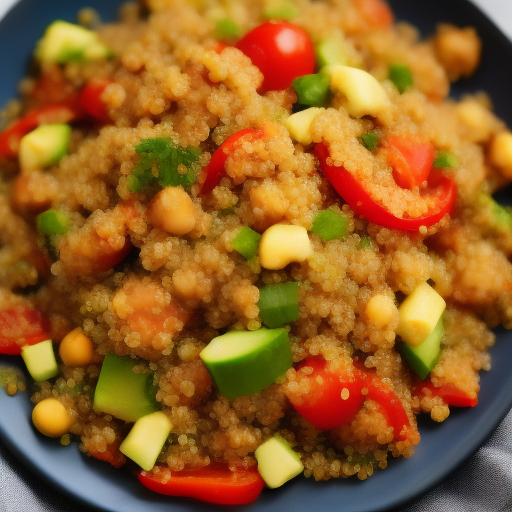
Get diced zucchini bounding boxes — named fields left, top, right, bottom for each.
left=230, top=226, right=261, bottom=260
left=200, top=328, right=293, bottom=400
left=35, top=20, right=111, bottom=63
left=19, top=123, right=71, bottom=172
left=120, top=411, right=172, bottom=471
left=284, top=107, right=324, bottom=146
left=255, top=435, right=304, bottom=488
left=21, top=339, right=58, bottom=382
left=315, top=33, right=347, bottom=68
left=311, top=209, right=348, bottom=241
left=401, top=316, right=444, bottom=379
left=258, top=282, right=300, bottom=328
left=263, top=0, right=299, bottom=20
left=396, top=282, right=446, bottom=346
left=93, top=354, right=160, bottom=423
left=326, top=65, right=390, bottom=118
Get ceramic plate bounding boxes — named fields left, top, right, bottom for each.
left=1, top=0, right=512, bottom=511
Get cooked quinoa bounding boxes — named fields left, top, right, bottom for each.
left=0, top=0, right=511, bottom=501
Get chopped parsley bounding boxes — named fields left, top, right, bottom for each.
left=128, top=137, right=201, bottom=193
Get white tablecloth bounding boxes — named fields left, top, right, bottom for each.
left=1, top=0, right=512, bottom=511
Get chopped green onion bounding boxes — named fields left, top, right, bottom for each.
left=358, top=131, right=380, bottom=151
left=292, top=72, right=331, bottom=108
left=358, top=236, right=376, bottom=250
left=231, top=226, right=261, bottom=260
left=263, top=1, right=300, bottom=20
left=388, top=64, right=413, bottom=94
left=214, top=18, right=241, bottom=40
left=434, top=151, right=459, bottom=169
left=36, top=209, right=70, bottom=236
left=129, top=137, right=200, bottom=192
left=258, top=282, right=300, bottom=328
left=311, top=210, right=348, bottom=242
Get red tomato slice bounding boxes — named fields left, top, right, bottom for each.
left=286, top=356, right=365, bottom=431
left=236, top=21, right=315, bottom=92
left=315, top=142, right=456, bottom=231
left=137, top=464, right=265, bottom=505
left=78, top=78, right=113, bottom=124
left=0, top=306, right=52, bottom=355
left=200, top=128, right=264, bottom=194
left=384, top=136, right=436, bottom=189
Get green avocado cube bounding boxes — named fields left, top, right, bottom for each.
left=255, top=435, right=304, bottom=488
left=35, top=20, right=111, bottom=63
left=19, top=123, right=71, bottom=172
left=402, top=316, right=444, bottom=380
left=93, top=354, right=160, bottom=423
left=120, top=411, right=172, bottom=471
left=21, top=339, right=58, bottom=382
left=200, top=328, right=293, bottom=401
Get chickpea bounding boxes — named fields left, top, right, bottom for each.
left=147, top=186, right=197, bottom=235
left=32, top=398, right=73, bottom=438
left=365, top=294, right=398, bottom=328
left=489, top=132, right=512, bottom=179
left=59, top=327, right=95, bottom=366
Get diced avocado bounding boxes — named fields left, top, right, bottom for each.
left=200, top=328, right=293, bottom=401
left=315, top=33, right=347, bottom=68
left=284, top=107, right=324, bottom=146
left=396, top=282, right=446, bottom=347
left=21, top=339, right=58, bottom=382
left=35, top=20, right=111, bottom=63
left=255, top=435, right=304, bottom=488
left=19, top=123, right=71, bottom=172
left=120, top=411, right=172, bottom=471
left=93, top=354, right=160, bottom=423
left=401, top=316, right=444, bottom=379
left=258, top=282, right=300, bottom=328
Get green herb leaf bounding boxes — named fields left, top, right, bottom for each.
left=129, top=137, right=200, bottom=193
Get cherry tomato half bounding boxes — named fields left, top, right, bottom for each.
left=236, top=21, right=315, bottom=92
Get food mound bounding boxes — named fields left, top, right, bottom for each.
left=1, top=0, right=512, bottom=504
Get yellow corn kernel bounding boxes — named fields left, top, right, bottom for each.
left=259, top=224, right=313, bottom=270
left=489, top=132, right=512, bottom=179
left=32, top=398, right=73, bottom=438
left=284, top=107, right=324, bottom=146
left=147, top=186, right=197, bottom=235
left=365, top=295, right=398, bottom=328
left=326, top=65, right=390, bottom=118
left=396, top=282, right=446, bottom=346
left=59, top=327, right=95, bottom=366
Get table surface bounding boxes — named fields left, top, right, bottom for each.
left=1, top=1, right=512, bottom=511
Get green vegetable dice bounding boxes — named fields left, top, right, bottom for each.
left=258, top=282, right=300, bottom=328
left=230, top=226, right=261, bottom=260
left=311, top=209, right=348, bottom=241
left=388, top=63, right=413, bottom=94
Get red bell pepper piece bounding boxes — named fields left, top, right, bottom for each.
left=89, top=440, right=126, bottom=468
left=0, top=102, right=81, bottom=158
left=354, top=0, right=394, bottom=29
left=413, top=378, right=478, bottom=407
left=286, top=356, right=365, bottom=431
left=315, top=142, right=456, bottom=231
left=0, top=306, right=52, bottom=355
left=78, top=78, right=113, bottom=124
left=137, top=463, right=265, bottom=505
left=384, top=136, right=436, bottom=189
left=200, top=128, right=265, bottom=195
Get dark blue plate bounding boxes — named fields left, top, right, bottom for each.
left=1, top=1, right=512, bottom=511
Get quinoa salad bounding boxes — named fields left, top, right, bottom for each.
left=1, top=0, right=512, bottom=505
